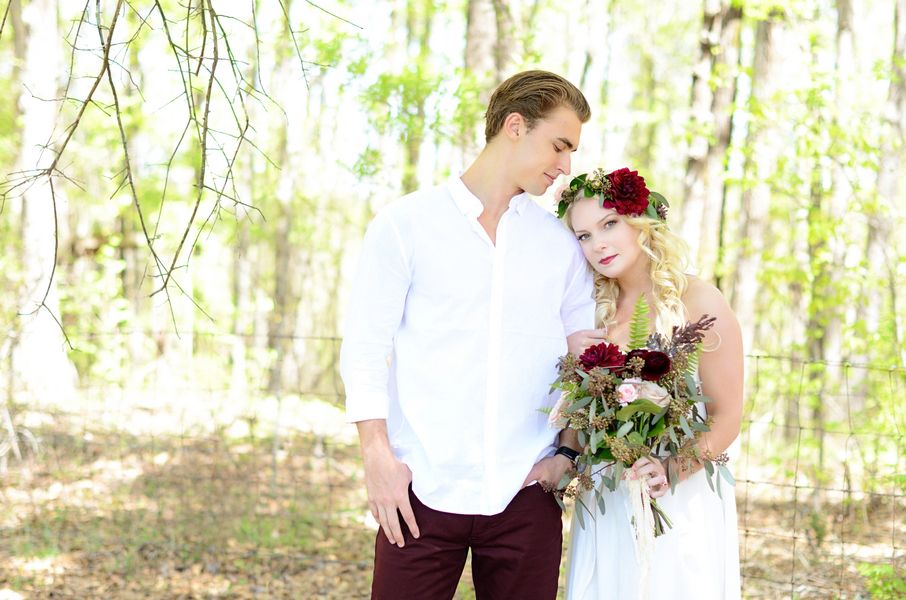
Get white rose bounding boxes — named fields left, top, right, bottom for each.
left=638, top=381, right=671, bottom=407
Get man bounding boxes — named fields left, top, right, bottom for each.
left=340, top=70, right=595, bottom=599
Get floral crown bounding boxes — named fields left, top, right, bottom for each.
left=555, top=167, right=669, bottom=221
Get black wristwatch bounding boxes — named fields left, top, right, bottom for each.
left=554, top=446, right=580, bottom=466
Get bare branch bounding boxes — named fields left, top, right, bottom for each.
left=16, top=177, right=73, bottom=350
left=304, top=0, right=362, bottom=30
left=277, top=0, right=310, bottom=89
left=194, top=0, right=208, bottom=76
left=154, top=0, right=219, bottom=296
left=99, top=2, right=173, bottom=313
left=0, top=0, right=11, bottom=42
left=42, top=0, right=124, bottom=177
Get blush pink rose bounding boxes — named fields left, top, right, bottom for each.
left=616, top=382, right=640, bottom=406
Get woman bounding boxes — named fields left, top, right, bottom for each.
left=559, top=168, right=743, bottom=600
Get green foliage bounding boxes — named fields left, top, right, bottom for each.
left=858, top=563, right=906, bottom=600
left=361, top=65, right=440, bottom=141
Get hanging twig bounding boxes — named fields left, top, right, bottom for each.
left=0, top=0, right=11, bottom=43
left=153, top=0, right=219, bottom=297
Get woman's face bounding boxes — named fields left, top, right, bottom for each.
left=569, top=197, right=646, bottom=279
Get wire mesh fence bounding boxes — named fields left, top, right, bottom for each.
left=1, top=332, right=903, bottom=598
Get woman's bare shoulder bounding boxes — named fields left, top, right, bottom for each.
left=682, top=275, right=730, bottom=318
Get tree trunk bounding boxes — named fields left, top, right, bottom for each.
left=463, top=0, right=496, bottom=158
left=806, top=169, right=830, bottom=467
left=867, top=0, right=906, bottom=368
left=461, top=0, right=517, bottom=162
left=230, top=194, right=253, bottom=403
left=490, top=0, right=514, bottom=79
left=8, top=0, right=25, bottom=123
left=12, top=0, right=78, bottom=404
left=681, top=0, right=742, bottom=280
left=400, top=0, right=435, bottom=194
left=266, top=124, right=295, bottom=395
left=730, top=14, right=784, bottom=352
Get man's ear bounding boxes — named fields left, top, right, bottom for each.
left=502, top=112, right=526, bottom=140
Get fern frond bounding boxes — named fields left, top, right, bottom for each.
left=628, top=295, right=650, bottom=350
left=684, top=344, right=702, bottom=374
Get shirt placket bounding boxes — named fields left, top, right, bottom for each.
left=481, top=213, right=510, bottom=513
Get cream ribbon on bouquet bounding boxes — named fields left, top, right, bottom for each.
left=623, top=474, right=655, bottom=600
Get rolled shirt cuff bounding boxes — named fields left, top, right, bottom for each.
left=345, top=389, right=391, bottom=423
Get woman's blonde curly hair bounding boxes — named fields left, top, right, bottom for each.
left=564, top=201, right=690, bottom=335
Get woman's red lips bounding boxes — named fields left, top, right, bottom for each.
left=599, top=254, right=617, bottom=265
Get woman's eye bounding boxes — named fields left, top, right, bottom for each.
left=577, top=233, right=589, bottom=242
left=603, top=219, right=617, bottom=229
left=554, top=145, right=564, bottom=153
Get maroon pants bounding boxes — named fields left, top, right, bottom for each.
left=371, top=484, right=563, bottom=600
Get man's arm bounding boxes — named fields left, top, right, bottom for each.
left=521, top=241, right=597, bottom=489
left=357, top=420, right=420, bottom=547
left=521, top=427, right=581, bottom=488
left=340, top=210, right=419, bottom=547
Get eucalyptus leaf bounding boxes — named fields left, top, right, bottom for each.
left=650, top=409, right=667, bottom=425
left=679, top=415, right=694, bottom=438
left=595, top=446, right=615, bottom=462
left=565, top=396, right=592, bottom=413
left=716, top=467, right=723, bottom=498
left=612, top=462, right=625, bottom=483
left=616, top=399, right=662, bottom=421
left=616, top=421, right=634, bottom=438
left=648, top=419, right=666, bottom=439
left=668, top=428, right=679, bottom=446
left=684, top=374, right=698, bottom=396
left=719, top=465, right=736, bottom=486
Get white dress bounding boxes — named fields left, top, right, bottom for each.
left=564, top=413, right=741, bottom=600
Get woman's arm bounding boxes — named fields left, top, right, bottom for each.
left=669, top=278, right=744, bottom=483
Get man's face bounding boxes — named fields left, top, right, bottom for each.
left=511, top=105, right=582, bottom=196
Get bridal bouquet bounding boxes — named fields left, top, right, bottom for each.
left=546, top=298, right=734, bottom=537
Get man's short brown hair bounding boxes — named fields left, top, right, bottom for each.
left=484, top=70, right=591, bottom=142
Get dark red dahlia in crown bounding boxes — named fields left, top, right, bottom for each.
left=604, top=168, right=650, bottom=217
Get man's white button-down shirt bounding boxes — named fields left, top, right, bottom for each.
left=341, top=176, right=594, bottom=515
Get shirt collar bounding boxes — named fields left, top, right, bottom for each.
left=447, top=175, right=531, bottom=218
